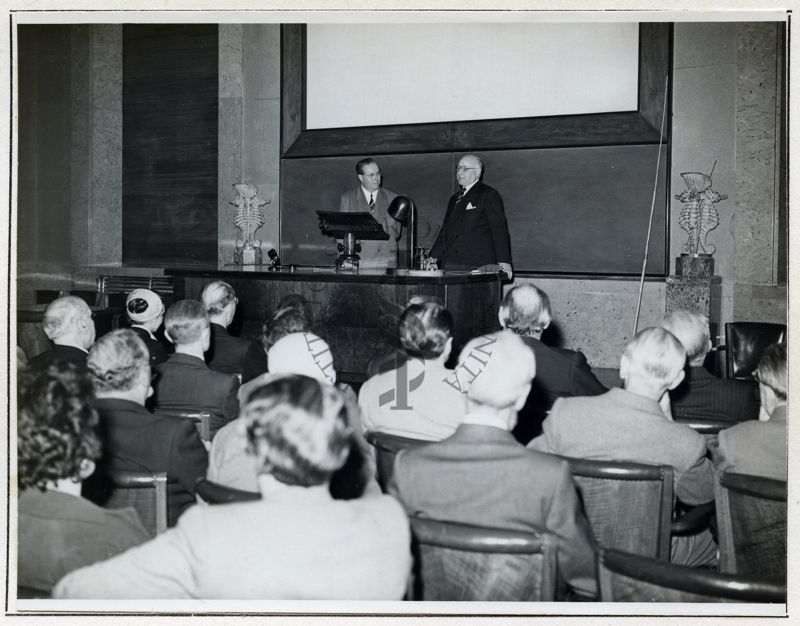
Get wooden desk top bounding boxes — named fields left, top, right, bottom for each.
left=166, top=266, right=502, bottom=286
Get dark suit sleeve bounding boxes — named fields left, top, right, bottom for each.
left=568, top=352, right=607, bottom=397
left=429, top=202, right=451, bottom=260
left=241, top=341, right=268, bottom=384
left=169, top=420, right=209, bottom=496
left=222, top=376, right=241, bottom=423
left=482, top=187, right=512, bottom=264
left=544, top=460, right=598, bottom=598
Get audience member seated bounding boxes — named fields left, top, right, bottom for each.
left=153, top=300, right=239, bottom=437
left=54, top=375, right=411, bottom=600
left=529, top=327, right=717, bottom=567
left=27, top=296, right=95, bottom=371
left=389, top=331, right=597, bottom=599
left=210, top=333, right=379, bottom=499
left=200, top=281, right=267, bottom=383
left=17, top=361, right=149, bottom=595
left=125, top=288, right=169, bottom=367
left=661, top=310, right=759, bottom=423
left=359, top=298, right=466, bottom=441
left=81, top=329, right=208, bottom=527
left=716, top=343, right=787, bottom=480
left=260, top=304, right=311, bottom=368
left=498, top=284, right=606, bottom=444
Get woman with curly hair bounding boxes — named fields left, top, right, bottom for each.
left=17, top=361, right=149, bottom=595
left=55, top=374, right=411, bottom=600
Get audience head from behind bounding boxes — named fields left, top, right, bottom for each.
left=398, top=297, right=453, bottom=363
left=42, top=296, right=96, bottom=351
left=261, top=305, right=311, bottom=356
left=620, top=327, right=686, bottom=401
left=125, top=289, right=165, bottom=334
left=87, top=329, right=152, bottom=405
left=755, top=342, right=787, bottom=420
left=455, top=330, right=535, bottom=430
left=242, top=374, right=351, bottom=491
left=18, top=361, right=101, bottom=494
left=200, top=281, right=238, bottom=328
left=498, top=284, right=552, bottom=339
left=660, top=310, right=711, bottom=367
left=164, top=299, right=211, bottom=354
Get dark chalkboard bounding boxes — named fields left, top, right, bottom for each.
left=281, top=145, right=667, bottom=275
left=122, top=25, right=219, bottom=267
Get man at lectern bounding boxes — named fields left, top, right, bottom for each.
left=339, top=157, right=400, bottom=269
left=430, top=154, right=513, bottom=278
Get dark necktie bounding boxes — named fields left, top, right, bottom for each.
left=369, top=194, right=375, bottom=211
left=456, top=187, right=465, bottom=204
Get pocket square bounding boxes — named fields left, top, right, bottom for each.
left=465, top=202, right=477, bottom=211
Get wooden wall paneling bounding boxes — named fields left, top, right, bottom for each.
left=122, top=24, right=219, bottom=267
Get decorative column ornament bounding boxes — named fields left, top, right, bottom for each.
left=674, top=170, right=726, bottom=277
left=231, top=183, right=269, bottom=265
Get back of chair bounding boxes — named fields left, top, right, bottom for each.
left=105, top=470, right=168, bottom=537
left=155, top=409, right=211, bottom=443
left=597, top=548, right=786, bottom=603
left=715, top=470, right=787, bottom=580
left=195, top=478, right=261, bottom=505
left=558, top=456, right=673, bottom=560
left=725, top=322, right=786, bottom=380
left=364, top=431, right=427, bottom=491
left=409, top=517, right=557, bottom=601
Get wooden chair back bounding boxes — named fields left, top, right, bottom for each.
left=716, top=470, right=787, bottom=580
left=409, top=516, right=557, bottom=601
left=557, top=456, right=673, bottom=560
left=364, top=431, right=427, bottom=491
left=155, top=409, right=212, bottom=443
left=597, top=547, right=786, bottom=603
left=105, top=470, right=168, bottom=537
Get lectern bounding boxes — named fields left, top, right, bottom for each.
left=316, top=211, right=390, bottom=270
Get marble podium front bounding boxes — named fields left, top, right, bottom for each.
left=167, top=267, right=503, bottom=383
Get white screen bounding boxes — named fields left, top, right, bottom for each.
left=306, top=22, right=640, bottom=129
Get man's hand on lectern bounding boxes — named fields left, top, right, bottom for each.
left=499, top=262, right=513, bottom=279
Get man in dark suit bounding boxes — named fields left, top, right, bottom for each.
left=499, top=284, right=607, bottom=443
left=200, top=280, right=267, bottom=383
left=27, top=296, right=96, bottom=371
left=82, top=329, right=208, bottom=527
left=339, top=157, right=400, bottom=269
left=389, top=331, right=597, bottom=599
left=429, top=154, right=512, bottom=277
left=661, top=310, right=759, bottom=422
left=154, top=299, right=240, bottom=438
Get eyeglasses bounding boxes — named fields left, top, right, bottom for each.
left=361, top=172, right=381, bottom=178
left=456, top=166, right=479, bottom=172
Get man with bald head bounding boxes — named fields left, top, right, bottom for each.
left=529, top=327, right=717, bottom=566
left=429, top=154, right=512, bottom=277
left=27, top=296, right=96, bottom=371
left=389, top=330, right=597, bottom=598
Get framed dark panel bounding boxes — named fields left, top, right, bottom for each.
left=122, top=24, right=219, bottom=267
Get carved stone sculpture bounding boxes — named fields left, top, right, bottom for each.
left=231, top=183, right=269, bottom=265
left=674, top=171, right=726, bottom=277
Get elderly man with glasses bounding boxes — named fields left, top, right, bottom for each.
left=429, top=154, right=513, bottom=278
left=716, top=343, right=787, bottom=480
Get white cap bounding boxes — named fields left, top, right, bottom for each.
left=126, top=289, right=164, bottom=324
